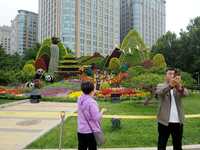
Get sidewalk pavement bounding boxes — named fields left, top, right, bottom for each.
left=0, top=101, right=77, bottom=150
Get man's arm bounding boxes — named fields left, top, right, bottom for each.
left=176, top=85, right=189, bottom=97
left=155, top=83, right=171, bottom=97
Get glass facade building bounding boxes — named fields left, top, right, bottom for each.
left=39, top=0, right=120, bottom=57
left=120, top=0, right=166, bottom=47
left=11, top=10, right=38, bottom=55
left=0, top=26, right=12, bottom=54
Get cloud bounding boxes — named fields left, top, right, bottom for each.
left=0, top=0, right=38, bottom=26
left=166, top=0, right=200, bottom=34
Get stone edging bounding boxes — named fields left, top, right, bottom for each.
left=0, top=99, right=30, bottom=109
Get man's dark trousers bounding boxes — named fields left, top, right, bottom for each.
left=158, top=123, right=183, bottom=150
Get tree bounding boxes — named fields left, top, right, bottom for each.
left=0, top=45, right=5, bottom=56
left=152, top=16, right=200, bottom=76
left=23, top=43, right=41, bottom=61
left=0, top=53, right=24, bottom=70
left=152, top=31, right=179, bottom=68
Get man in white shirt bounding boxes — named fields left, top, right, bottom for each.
left=156, top=68, right=188, bottom=150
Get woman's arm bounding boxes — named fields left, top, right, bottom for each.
left=89, top=101, right=102, bottom=121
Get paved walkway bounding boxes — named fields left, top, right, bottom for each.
left=0, top=101, right=77, bottom=150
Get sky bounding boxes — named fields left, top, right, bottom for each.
left=0, top=0, right=200, bottom=35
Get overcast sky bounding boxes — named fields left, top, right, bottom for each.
left=0, top=0, right=200, bottom=34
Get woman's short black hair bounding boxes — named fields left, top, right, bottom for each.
left=81, top=81, right=94, bottom=94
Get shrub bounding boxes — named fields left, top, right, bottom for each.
left=100, top=82, right=111, bottom=90
left=152, top=53, right=167, bottom=69
left=23, top=64, right=35, bottom=77
left=142, top=60, right=153, bottom=69
left=122, top=73, right=164, bottom=88
left=0, top=70, right=18, bottom=84
left=16, top=71, right=33, bottom=83
left=181, top=72, right=195, bottom=88
left=127, top=66, right=147, bottom=77
left=57, top=42, right=67, bottom=60
left=25, top=59, right=35, bottom=65
left=109, top=58, right=121, bottom=73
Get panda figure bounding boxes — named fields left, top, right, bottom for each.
left=45, top=74, right=54, bottom=83
left=34, top=68, right=44, bottom=80
left=25, top=82, right=35, bottom=88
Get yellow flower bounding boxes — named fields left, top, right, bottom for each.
left=67, top=91, right=83, bottom=98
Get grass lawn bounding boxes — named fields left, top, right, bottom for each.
left=99, top=100, right=157, bottom=115
left=0, top=95, right=28, bottom=105
left=44, top=81, right=80, bottom=91
left=99, top=93, right=200, bottom=115
left=0, top=99, right=17, bottom=105
left=27, top=117, right=200, bottom=149
left=27, top=93, right=200, bottom=149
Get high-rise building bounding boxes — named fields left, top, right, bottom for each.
left=11, top=10, right=38, bottom=55
left=0, top=26, right=12, bottom=54
left=38, top=0, right=61, bottom=42
left=120, top=0, right=166, bottom=47
left=39, top=0, right=120, bottom=57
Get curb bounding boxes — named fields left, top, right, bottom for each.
left=25, top=144, right=200, bottom=150
left=0, top=99, right=30, bottom=109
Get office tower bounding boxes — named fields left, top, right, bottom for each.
left=11, top=10, right=38, bottom=55
left=39, top=0, right=120, bottom=57
left=0, top=26, right=12, bottom=54
left=120, top=0, right=166, bottom=47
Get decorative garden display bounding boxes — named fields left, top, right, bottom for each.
left=56, top=55, right=81, bottom=77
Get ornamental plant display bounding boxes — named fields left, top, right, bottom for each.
left=67, top=91, right=83, bottom=99
left=0, top=88, right=21, bottom=95
left=41, top=87, right=71, bottom=97
left=98, top=88, right=150, bottom=98
left=99, top=88, right=135, bottom=96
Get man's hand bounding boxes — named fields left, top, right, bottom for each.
left=169, top=79, right=177, bottom=88
left=174, top=77, right=183, bottom=90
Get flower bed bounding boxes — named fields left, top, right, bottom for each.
left=67, top=91, right=83, bottom=99
left=41, top=87, right=71, bottom=97
left=99, top=88, right=135, bottom=96
left=97, top=88, right=150, bottom=98
left=0, top=88, right=21, bottom=95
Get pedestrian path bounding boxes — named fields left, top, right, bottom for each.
left=0, top=101, right=77, bottom=150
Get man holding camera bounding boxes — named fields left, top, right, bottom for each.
left=156, top=68, right=188, bottom=150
